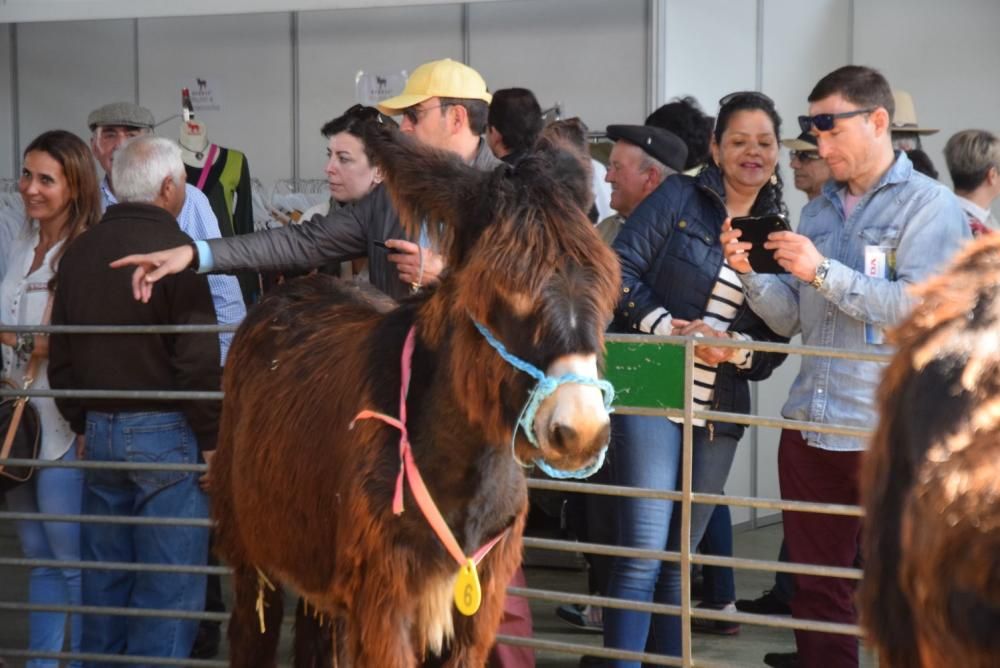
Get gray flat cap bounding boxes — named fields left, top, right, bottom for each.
left=87, top=102, right=155, bottom=131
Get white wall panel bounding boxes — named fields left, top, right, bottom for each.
left=663, top=0, right=757, bottom=113
left=297, top=5, right=463, bottom=183
left=138, top=13, right=294, bottom=187
left=762, top=0, right=850, bottom=223
left=0, top=27, right=15, bottom=179
left=855, top=0, right=1000, bottom=219
left=468, top=0, right=646, bottom=129
left=15, top=20, right=135, bottom=153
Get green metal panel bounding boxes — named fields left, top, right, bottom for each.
left=605, top=340, right=685, bottom=410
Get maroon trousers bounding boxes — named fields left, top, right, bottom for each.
left=488, top=567, right=535, bottom=668
left=778, top=429, right=862, bottom=668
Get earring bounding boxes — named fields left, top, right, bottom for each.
left=770, top=173, right=778, bottom=186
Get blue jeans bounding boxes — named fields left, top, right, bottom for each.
left=80, top=411, right=210, bottom=666
left=604, top=415, right=738, bottom=665
left=6, top=445, right=84, bottom=668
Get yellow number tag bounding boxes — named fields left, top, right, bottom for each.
left=454, top=558, right=482, bottom=616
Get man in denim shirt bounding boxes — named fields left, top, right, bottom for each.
left=722, top=66, right=969, bottom=668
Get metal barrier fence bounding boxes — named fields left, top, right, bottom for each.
left=0, top=325, right=888, bottom=667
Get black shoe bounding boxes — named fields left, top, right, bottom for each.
left=190, top=621, right=222, bottom=659
left=736, top=589, right=791, bottom=616
left=763, top=651, right=798, bottom=668
left=555, top=603, right=603, bottom=632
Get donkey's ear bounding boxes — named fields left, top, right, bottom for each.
left=362, top=125, right=492, bottom=247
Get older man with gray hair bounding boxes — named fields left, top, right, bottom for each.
left=48, top=135, right=221, bottom=663
left=87, top=101, right=245, bottom=362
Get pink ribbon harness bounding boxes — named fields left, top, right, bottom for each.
left=351, top=326, right=508, bottom=570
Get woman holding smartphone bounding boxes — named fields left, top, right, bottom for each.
left=605, top=92, right=789, bottom=664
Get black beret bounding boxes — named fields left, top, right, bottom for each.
left=606, top=124, right=688, bottom=174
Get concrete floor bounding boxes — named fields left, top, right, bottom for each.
left=0, top=513, right=874, bottom=667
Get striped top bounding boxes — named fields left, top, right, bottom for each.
left=638, top=262, right=754, bottom=426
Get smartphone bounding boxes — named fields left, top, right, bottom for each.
left=373, top=239, right=389, bottom=250
left=729, top=214, right=791, bottom=274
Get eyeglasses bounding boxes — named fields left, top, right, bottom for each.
left=798, top=108, right=876, bottom=133
left=789, top=150, right=821, bottom=162
left=402, top=103, right=452, bottom=126
left=719, top=91, right=775, bottom=108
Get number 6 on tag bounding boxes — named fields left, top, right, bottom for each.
left=454, top=558, right=483, bottom=616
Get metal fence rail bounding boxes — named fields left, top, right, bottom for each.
left=0, top=326, right=879, bottom=666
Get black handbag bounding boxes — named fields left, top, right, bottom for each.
left=0, top=363, right=42, bottom=493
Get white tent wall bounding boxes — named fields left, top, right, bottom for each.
left=298, top=5, right=466, bottom=190
left=467, top=0, right=647, bottom=132
left=3, top=0, right=1000, bottom=527
left=0, top=27, right=14, bottom=179
left=138, top=13, right=295, bottom=188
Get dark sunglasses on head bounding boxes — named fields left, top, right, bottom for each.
left=790, top=150, right=821, bottom=161
left=719, top=91, right=775, bottom=108
left=798, top=107, right=876, bottom=133
left=344, top=104, right=386, bottom=124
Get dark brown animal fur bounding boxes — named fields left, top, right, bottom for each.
left=862, top=233, right=1000, bottom=668
left=212, top=126, right=620, bottom=666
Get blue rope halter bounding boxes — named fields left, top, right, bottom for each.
left=471, top=319, right=615, bottom=479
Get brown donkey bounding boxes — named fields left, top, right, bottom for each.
left=211, top=124, right=621, bottom=666
left=862, top=233, right=1000, bottom=668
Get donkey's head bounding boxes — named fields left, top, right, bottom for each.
left=366, top=121, right=620, bottom=475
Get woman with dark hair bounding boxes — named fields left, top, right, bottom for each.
left=298, top=105, right=398, bottom=280
left=605, top=92, right=789, bottom=664
left=1, top=129, right=102, bottom=667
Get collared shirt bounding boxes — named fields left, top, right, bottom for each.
left=740, top=152, right=970, bottom=451
left=955, top=194, right=996, bottom=234
left=102, top=179, right=245, bottom=361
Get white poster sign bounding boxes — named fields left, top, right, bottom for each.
left=355, top=70, right=408, bottom=107
left=180, top=77, right=223, bottom=114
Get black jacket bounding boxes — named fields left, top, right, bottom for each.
left=611, top=167, right=788, bottom=439
left=49, top=203, right=222, bottom=450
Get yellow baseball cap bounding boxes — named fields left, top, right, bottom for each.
left=377, top=59, right=492, bottom=114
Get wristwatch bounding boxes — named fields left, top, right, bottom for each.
left=810, top=257, right=831, bottom=289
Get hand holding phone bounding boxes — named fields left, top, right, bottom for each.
left=728, top=215, right=791, bottom=274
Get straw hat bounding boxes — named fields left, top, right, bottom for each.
left=891, top=90, right=938, bottom=135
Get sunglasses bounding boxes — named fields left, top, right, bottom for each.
left=798, top=108, right=876, bottom=133
left=344, top=104, right=387, bottom=124
left=790, top=150, right=821, bottom=161
left=401, top=103, right=453, bottom=126
left=719, top=91, right=775, bottom=108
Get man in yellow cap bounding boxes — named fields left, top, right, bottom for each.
left=108, top=58, right=502, bottom=301
left=378, top=58, right=501, bottom=170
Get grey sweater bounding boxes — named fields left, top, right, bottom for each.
left=207, top=138, right=502, bottom=301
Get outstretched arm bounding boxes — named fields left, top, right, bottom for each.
left=362, top=123, right=491, bottom=243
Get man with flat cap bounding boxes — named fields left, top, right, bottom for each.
left=598, top=124, right=687, bottom=245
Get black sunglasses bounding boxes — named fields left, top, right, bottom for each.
left=798, top=108, right=876, bottom=133
left=790, top=150, right=821, bottom=161
left=344, top=104, right=387, bottom=124
left=719, top=91, right=775, bottom=108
